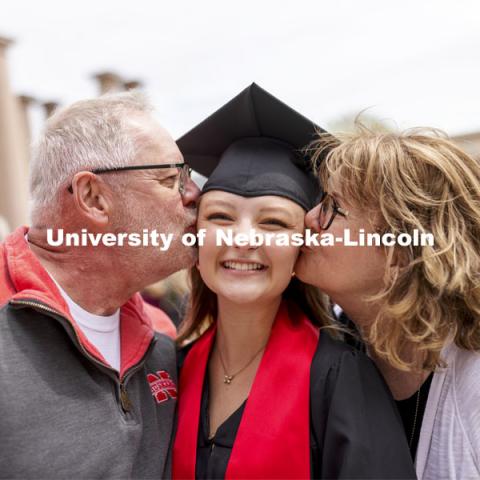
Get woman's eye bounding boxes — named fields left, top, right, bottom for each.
left=261, top=218, right=289, bottom=228
left=206, top=213, right=233, bottom=221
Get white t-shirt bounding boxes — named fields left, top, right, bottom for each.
left=50, top=275, right=121, bottom=372
left=25, top=234, right=121, bottom=371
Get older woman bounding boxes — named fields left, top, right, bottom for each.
left=172, top=85, right=414, bottom=479
left=296, top=128, right=480, bottom=479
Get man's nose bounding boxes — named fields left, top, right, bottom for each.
left=182, top=178, right=201, bottom=208
left=305, top=204, right=321, bottom=232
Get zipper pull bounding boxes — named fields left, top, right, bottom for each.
left=120, top=383, right=132, bottom=412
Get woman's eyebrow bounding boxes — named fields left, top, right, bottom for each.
left=258, top=206, right=297, bottom=220
left=201, top=200, right=234, bottom=209
left=259, top=206, right=290, bottom=215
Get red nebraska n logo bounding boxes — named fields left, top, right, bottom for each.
left=147, top=370, right=177, bottom=404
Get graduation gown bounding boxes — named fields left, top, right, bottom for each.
left=174, top=302, right=415, bottom=479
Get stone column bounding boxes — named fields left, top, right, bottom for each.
left=124, top=80, right=142, bottom=90
left=42, top=100, right=58, bottom=119
left=93, top=71, right=123, bottom=95
left=0, top=215, right=10, bottom=240
left=17, top=94, right=34, bottom=166
left=453, top=132, right=480, bottom=160
left=0, top=36, right=29, bottom=229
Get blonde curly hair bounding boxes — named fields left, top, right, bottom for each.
left=309, top=126, right=480, bottom=371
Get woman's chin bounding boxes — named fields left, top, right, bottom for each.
left=216, top=288, right=267, bottom=306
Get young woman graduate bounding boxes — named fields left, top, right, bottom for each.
left=172, top=84, right=415, bottom=479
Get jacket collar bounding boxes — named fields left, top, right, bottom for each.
left=4, top=226, right=155, bottom=378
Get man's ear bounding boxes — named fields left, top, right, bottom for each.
left=70, top=172, right=112, bottom=226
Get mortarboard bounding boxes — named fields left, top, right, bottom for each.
left=177, top=83, right=325, bottom=211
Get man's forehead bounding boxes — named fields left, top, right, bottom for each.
left=155, top=138, right=183, bottom=164
left=131, top=115, right=183, bottom=166
left=138, top=142, right=183, bottom=169
left=130, top=114, right=169, bottom=140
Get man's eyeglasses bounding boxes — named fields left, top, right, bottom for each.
left=317, top=192, right=349, bottom=230
left=67, top=163, right=192, bottom=195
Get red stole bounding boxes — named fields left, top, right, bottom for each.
left=173, top=301, right=319, bottom=479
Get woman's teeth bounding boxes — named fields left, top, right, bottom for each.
left=222, top=261, right=265, bottom=271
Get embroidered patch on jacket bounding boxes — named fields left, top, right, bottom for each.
left=147, top=370, right=177, bottom=404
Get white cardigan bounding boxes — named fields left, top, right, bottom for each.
left=415, top=343, right=480, bottom=479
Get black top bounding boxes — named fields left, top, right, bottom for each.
left=333, top=306, right=434, bottom=460
left=197, top=378, right=246, bottom=479
left=179, top=330, right=416, bottom=479
left=395, top=372, right=434, bottom=459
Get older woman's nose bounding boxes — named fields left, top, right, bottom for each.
left=305, top=204, right=321, bottom=232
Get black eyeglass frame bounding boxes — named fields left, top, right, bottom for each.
left=67, top=163, right=192, bottom=194
left=317, top=191, right=349, bottom=230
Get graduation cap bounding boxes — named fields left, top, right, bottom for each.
left=177, top=83, right=325, bottom=211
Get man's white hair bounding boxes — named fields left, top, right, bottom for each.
left=29, top=91, right=153, bottom=219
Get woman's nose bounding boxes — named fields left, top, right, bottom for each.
left=233, top=220, right=259, bottom=250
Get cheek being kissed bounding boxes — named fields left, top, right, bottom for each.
left=295, top=194, right=387, bottom=300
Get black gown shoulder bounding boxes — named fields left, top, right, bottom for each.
left=310, top=330, right=416, bottom=479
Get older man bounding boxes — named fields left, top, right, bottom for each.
left=0, top=92, right=200, bottom=478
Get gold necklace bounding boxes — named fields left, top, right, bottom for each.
left=409, top=385, right=422, bottom=448
left=217, top=343, right=266, bottom=384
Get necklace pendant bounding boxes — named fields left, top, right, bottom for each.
left=224, top=375, right=233, bottom=384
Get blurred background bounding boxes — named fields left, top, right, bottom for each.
left=1, top=0, right=479, bottom=320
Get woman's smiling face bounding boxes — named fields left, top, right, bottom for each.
left=197, top=191, right=305, bottom=305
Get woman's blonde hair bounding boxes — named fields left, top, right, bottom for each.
left=309, top=126, right=480, bottom=371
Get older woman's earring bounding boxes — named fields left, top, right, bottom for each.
left=291, top=271, right=296, bottom=277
